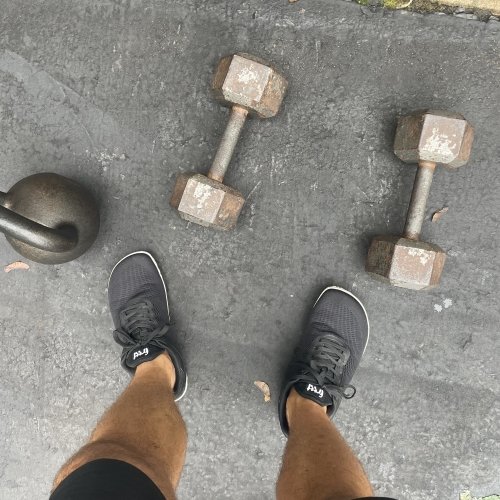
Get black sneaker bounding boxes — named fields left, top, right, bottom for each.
left=108, top=251, right=187, bottom=401
left=278, top=286, right=369, bottom=435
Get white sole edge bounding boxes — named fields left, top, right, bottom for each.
left=313, top=286, right=370, bottom=356
left=109, top=251, right=188, bottom=402
left=174, top=376, right=188, bottom=402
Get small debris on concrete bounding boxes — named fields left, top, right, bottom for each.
left=432, top=206, right=449, bottom=222
left=434, top=298, right=453, bottom=312
left=254, top=381, right=271, bottom=402
left=289, top=0, right=300, bottom=3
left=4, top=261, right=30, bottom=273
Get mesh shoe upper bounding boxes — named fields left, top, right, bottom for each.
left=279, top=287, right=369, bottom=435
left=108, top=251, right=187, bottom=401
left=108, top=252, right=170, bottom=330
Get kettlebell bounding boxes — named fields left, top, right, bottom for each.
left=0, top=173, right=100, bottom=264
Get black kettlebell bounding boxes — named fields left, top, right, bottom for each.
left=0, top=173, right=100, bottom=264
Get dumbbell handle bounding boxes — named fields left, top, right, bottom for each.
left=0, top=201, right=77, bottom=252
left=208, top=106, right=249, bottom=183
left=403, top=161, right=436, bottom=240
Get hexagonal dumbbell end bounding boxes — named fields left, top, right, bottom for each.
left=212, top=53, right=288, bottom=118
left=394, top=110, right=474, bottom=168
left=170, top=173, right=245, bottom=231
left=366, top=235, right=447, bottom=290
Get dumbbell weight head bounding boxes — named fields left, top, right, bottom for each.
left=366, top=236, right=446, bottom=290
left=366, top=110, right=474, bottom=290
left=394, top=109, right=474, bottom=168
left=212, top=53, right=288, bottom=118
left=170, top=173, right=245, bottom=230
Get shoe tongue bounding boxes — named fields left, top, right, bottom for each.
left=126, top=345, right=164, bottom=368
left=294, top=381, right=333, bottom=407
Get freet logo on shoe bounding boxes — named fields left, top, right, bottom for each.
left=133, top=348, right=149, bottom=360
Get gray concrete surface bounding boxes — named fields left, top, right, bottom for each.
left=0, top=1, right=499, bottom=499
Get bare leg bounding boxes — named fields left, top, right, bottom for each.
left=276, top=388, right=373, bottom=500
left=52, top=353, right=186, bottom=499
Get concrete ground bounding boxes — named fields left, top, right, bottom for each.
left=0, top=1, right=499, bottom=499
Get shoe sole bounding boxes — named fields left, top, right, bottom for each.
left=109, top=250, right=188, bottom=402
left=313, top=286, right=370, bottom=356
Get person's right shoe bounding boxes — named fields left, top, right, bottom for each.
left=108, top=251, right=187, bottom=401
left=278, top=286, right=370, bottom=436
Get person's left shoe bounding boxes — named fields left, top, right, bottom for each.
left=108, top=251, right=187, bottom=401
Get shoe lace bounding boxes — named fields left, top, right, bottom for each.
left=300, top=333, right=356, bottom=400
left=113, top=298, right=170, bottom=350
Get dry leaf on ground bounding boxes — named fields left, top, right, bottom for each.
left=432, top=206, right=449, bottom=222
left=254, top=380, right=271, bottom=402
left=4, top=261, right=30, bottom=273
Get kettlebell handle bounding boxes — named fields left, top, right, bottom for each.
left=0, top=192, right=77, bottom=253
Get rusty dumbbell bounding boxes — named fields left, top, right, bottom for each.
left=366, top=110, right=474, bottom=290
left=170, top=53, right=288, bottom=230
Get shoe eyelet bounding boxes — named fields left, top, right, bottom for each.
left=343, top=386, right=356, bottom=399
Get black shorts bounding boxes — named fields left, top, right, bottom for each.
left=50, top=459, right=166, bottom=500
left=50, top=458, right=397, bottom=500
